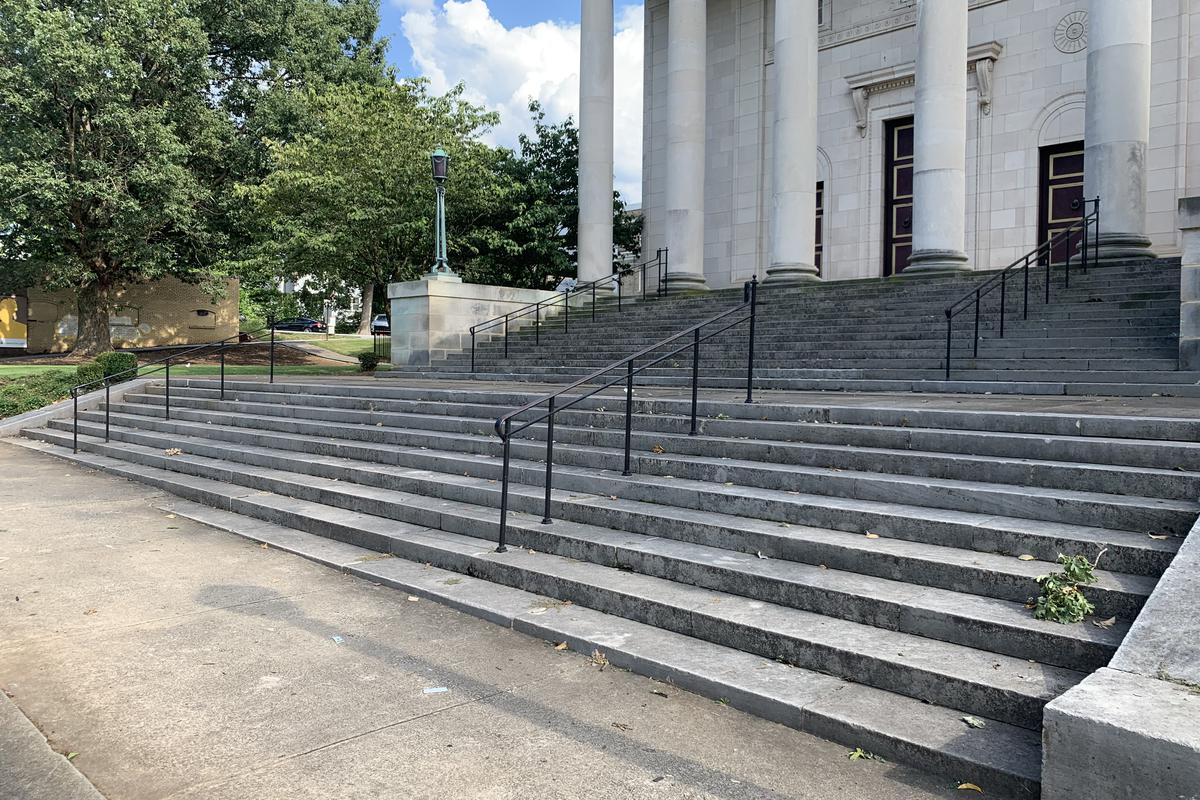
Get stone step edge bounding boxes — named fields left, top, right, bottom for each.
left=45, top=418, right=1159, bottom=619
left=5, top=436, right=1043, bottom=796
left=159, top=495, right=1043, bottom=797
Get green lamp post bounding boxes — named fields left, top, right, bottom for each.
left=429, top=148, right=455, bottom=277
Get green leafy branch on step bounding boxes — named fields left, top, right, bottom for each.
left=1033, top=550, right=1106, bottom=624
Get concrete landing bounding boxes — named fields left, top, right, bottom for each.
left=0, top=442, right=970, bottom=800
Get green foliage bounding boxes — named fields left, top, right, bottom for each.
left=234, top=80, right=501, bottom=331
left=0, top=0, right=389, bottom=354
left=1034, top=554, right=1099, bottom=624
left=463, top=101, right=641, bottom=290
left=0, top=370, right=78, bottom=418
left=95, top=352, right=139, bottom=383
left=75, top=361, right=106, bottom=386
left=356, top=351, right=381, bottom=372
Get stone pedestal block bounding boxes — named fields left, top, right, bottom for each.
left=387, top=275, right=557, bottom=368
left=1179, top=197, right=1200, bottom=371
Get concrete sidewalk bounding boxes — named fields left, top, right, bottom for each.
left=0, top=442, right=970, bottom=800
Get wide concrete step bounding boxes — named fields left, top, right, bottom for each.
left=23, top=425, right=1087, bottom=734
left=126, top=389, right=1200, bottom=500
left=48, top=411, right=1168, bottom=608
left=8, top=437, right=1046, bottom=797
left=174, top=379, right=1200, bottom=442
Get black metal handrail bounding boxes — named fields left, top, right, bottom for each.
left=69, top=322, right=284, bottom=453
left=470, top=249, right=669, bottom=373
left=944, top=197, right=1100, bottom=379
left=490, top=278, right=758, bottom=552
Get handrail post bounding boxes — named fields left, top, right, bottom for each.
left=542, top=396, right=555, bottom=524
left=622, top=361, right=634, bottom=476
left=220, top=345, right=226, bottom=400
left=662, top=249, right=670, bottom=296
left=470, top=329, right=476, bottom=373
left=745, top=278, right=758, bottom=404
left=269, top=324, right=276, bottom=384
left=504, top=315, right=509, bottom=359
left=165, top=358, right=171, bottom=420
left=618, top=274, right=623, bottom=312
left=1081, top=212, right=1090, bottom=274
left=563, top=291, right=570, bottom=334
left=1000, top=271, right=1007, bottom=339
left=591, top=282, right=596, bottom=322
left=944, top=310, right=953, bottom=380
left=104, top=378, right=110, bottom=442
left=690, top=328, right=700, bottom=436
left=1045, top=248, right=1052, bottom=305
left=72, top=388, right=78, bottom=453
left=1023, top=257, right=1030, bottom=319
left=1093, top=196, right=1101, bottom=268
left=973, top=290, right=980, bottom=359
left=497, top=418, right=512, bottom=553
left=535, top=304, right=540, bottom=346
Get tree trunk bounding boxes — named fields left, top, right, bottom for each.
left=357, top=282, right=375, bottom=336
left=73, top=280, right=113, bottom=357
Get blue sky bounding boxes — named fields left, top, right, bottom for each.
left=382, top=1, right=583, bottom=75
left=380, top=1, right=645, bottom=202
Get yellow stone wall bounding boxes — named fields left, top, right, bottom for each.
left=12, top=277, right=239, bottom=354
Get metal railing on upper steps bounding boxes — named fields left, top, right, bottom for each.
left=469, top=249, right=669, bottom=373
left=489, top=278, right=759, bottom=552
left=944, top=197, right=1100, bottom=379
left=69, top=319, right=297, bottom=453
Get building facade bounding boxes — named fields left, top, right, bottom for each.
left=1, top=277, right=240, bottom=354
left=575, top=0, right=1200, bottom=290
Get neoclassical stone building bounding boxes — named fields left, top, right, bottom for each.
left=575, top=0, right=1199, bottom=290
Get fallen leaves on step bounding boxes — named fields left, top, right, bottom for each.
left=756, top=551, right=769, bottom=559
left=611, top=722, right=632, bottom=731
left=163, top=448, right=182, bottom=456
left=957, top=784, right=983, bottom=793
left=864, top=532, right=880, bottom=539
left=259, top=543, right=269, bottom=550
left=1148, top=534, right=1169, bottom=540
left=961, top=716, right=986, bottom=729
left=407, top=596, right=419, bottom=602
left=554, top=642, right=569, bottom=651
left=1017, top=554, right=1037, bottom=561
left=650, top=689, right=669, bottom=698
left=1093, top=616, right=1117, bottom=630
left=83, top=608, right=97, bottom=616
left=651, top=444, right=665, bottom=454
left=847, top=747, right=882, bottom=761
left=590, top=649, right=609, bottom=670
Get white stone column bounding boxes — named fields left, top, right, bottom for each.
left=664, top=0, right=709, bottom=292
left=578, top=0, right=615, bottom=287
left=906, top=0, right=970, bottom=275
left=1084, top=0, right=1156, bottom=261
left=764, top=0, right=820, bottom=285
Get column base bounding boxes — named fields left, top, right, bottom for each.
left=1093, top=233, right=1157, bottom=264
left=662, top=271, right=710, bottom=294
left=903, top=249, right=971, bottom=277
left=763, top=263, right=821, bottom=286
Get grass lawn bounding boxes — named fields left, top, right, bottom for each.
left=271, top=333, right=379, bottom=358
left=0, top=363, right=369, bottom=420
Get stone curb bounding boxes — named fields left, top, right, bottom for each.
left=0, top=377, right=153, bottom=438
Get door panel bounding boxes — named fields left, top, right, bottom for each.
left=1039, top=142, right=1085, bottom=265
left=883, top=118, right=915, bottom=277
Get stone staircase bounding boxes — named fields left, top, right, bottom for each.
left=391, top=259, right=1197, bottom=397
left=15, top=377, right=1199, bottom=796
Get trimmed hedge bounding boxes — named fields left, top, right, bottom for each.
left=95, top=351, right=138, bottom=383
left=75, top=361, right=105, bottom=386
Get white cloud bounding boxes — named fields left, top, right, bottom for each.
left=400, top=1, right=644, bottom=204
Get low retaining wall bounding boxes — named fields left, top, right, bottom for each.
left=1042, top=515, right=1200, bottom=799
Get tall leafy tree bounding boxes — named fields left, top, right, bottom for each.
left=236, top=80, right=502, bottom=333
left=0, top=0, right=228, bottom=355
left=0, top=0, right=388, bottom=354
left=466, top=102, right=641, bottom=290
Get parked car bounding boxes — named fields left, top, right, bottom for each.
left=371, top=314, right=390, bottom=334
left=271, top=317, right=326, bottom=333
